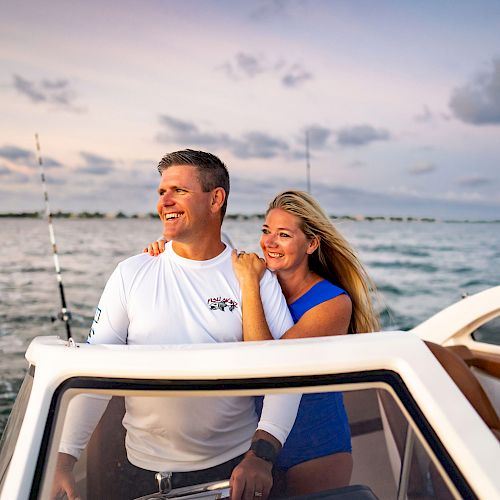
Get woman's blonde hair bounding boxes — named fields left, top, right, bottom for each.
left=267, top=190, right=380, bottom=334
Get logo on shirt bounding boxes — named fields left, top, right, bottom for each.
left=207, top=297, right=238, bottom=312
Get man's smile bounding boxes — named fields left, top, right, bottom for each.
left=163, top=212, right=184, bottom=221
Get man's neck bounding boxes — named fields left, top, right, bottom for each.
left=171, top=237, right=226, bottom=261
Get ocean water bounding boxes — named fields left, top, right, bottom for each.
left=1, top=217, right=499, bottom=432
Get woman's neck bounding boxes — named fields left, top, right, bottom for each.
left=278, top=267, right=320, bottom=304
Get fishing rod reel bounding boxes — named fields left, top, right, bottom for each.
left=49, top=310, right=77, bottom=347
left=50, top=310, right=73, bottom=324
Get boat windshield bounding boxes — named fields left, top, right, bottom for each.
left=472, top=316, right=500, bottom=346
left=32, top=373, right=466, bottom=500
left=0, top=365, right=35, bottom=489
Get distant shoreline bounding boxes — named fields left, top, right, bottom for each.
left=1, top=211, right=499, bottom=223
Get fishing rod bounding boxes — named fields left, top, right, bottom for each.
left=34, top=134, right=74, bottom=344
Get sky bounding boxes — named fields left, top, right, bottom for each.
left=1, top=0, right=500, bottom=218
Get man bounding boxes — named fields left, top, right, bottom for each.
left=53, top=150, right=298, bottom=500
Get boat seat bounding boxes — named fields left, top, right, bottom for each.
left=446, top=344, right=500, bottom=379
left=424, top=341, right=500, bottom=433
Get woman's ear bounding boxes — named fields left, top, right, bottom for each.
left=210, top=187, right=226, bottom=214
left=306, top=236, right=319, bottom=255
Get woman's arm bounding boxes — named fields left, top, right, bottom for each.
left=281, top=294, right=351, bottom=339
left=232, top=251, right=352, bottom=340
left=231, top=250, right=274, bottom=341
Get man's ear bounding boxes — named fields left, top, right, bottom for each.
left=306, top=236, right=319, bottom=255
left=210, top=187, right=226, bottom=214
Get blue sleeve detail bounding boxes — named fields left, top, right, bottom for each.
left=288, top=280, right=346, bottom=323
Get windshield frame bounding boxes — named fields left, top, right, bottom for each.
left=33, top=369, right=473, bottom=500
left=0, top=365, right=35, bottom=491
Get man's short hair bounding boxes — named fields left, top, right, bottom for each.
left=157, top=149, right=230, bottom=220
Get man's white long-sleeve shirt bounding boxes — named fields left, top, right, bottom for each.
left=60, top=242, right=298, bottom=472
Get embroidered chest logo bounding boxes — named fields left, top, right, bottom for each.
left=207, top=297, right=239, bottom=312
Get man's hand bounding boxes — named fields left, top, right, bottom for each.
left=51, top=452, right=80, bottom=500
left=230, top=452, right=273, bottom=500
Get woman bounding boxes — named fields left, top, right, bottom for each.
left=146, top=190, right=380, bottom=495
left=230, top=191, right=379, bottom=495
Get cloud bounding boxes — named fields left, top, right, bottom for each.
left=289, top=125, right=332, bottom=160
left=218, top=53, right=269, bottom=81
left=306, top=125, right=331, bottom=149
left=409, top=161, right=436, bottom=175
left=282, top=64, right=313, bottom=88
left=77, top=152, right=115, bottom=175
left=46, top=176, right=67, bottom=185
left=228, top=175, right=500, bottom=219
left=157, top=115, right=290, bottom=159
left=132, top=158, right=157, bottom=169
left=0, top=163, right=30, bottom=184
left=158, top=115, right=231, bottom=146
left=449, top=58, right=500, bottom=125
left=222, top=53, right=267, bottom=79
left=80, top=152, right=114, bottom=168
left=287, top=149, right=307, bottom=160
left=349, top=160, right=366, bottom=168
left=41, top=78, right=69, bottom=90
left=457, top=175, right=493, bottom=187
left=77, top=165, right=114, bottom=175
left=43, top=157, right=63, bottom=168
left=13, top=74, right=83, bottom=111
left=13, top=75, right=46, bottom=102
left=0, top=144, right=61, bottom=167
left=0, top=145, right=33, bottom=163
left=249, top=0, right=305, bottom=21
left=336, top=125, right=390, bottom=147
left=231, top=132, right=289, bottom=159
left=414, top=105, right=433, bottom=123
left=218, top=53, right=313, bottom=88
left=7, top=173, right=31, bottom=184
left=159, top=115, right=198, bottom=135
left=0, top=164, right=11, bottom=175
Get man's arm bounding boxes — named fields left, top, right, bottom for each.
left=87, top=264, right=129, bottom=344
left=230, top=394, right=301, bottom=499
left=229, top=430, right=280, bottom=500
left=51, top=453, right=79, bottom=500
left=60, top=265, right=129, bottom=457
left=54, top=264, right=130, bottom=498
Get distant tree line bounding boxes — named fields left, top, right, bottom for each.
left=0, top=212, right=497, bottom=223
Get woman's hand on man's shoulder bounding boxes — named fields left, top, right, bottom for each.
left=231, top=249, right=267, bottom=286
left=143, top=238, right=166, bottom=256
